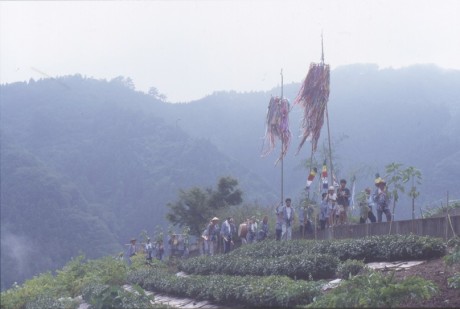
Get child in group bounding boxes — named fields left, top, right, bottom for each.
left=327, top=186, right=338, bottom=227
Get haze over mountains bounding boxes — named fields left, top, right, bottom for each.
left=1, top=64, right=459, bottom=290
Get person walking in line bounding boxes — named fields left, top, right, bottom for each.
left=221, top=217, right=235, bottom=253
left=257, top=215, right=269, bottom=241
left=327, top=186, right=338, bottom=226
left=281, top=198, right=295, bottom=240
left=328, top=194, right=338, bottom=227
left=246, top=217, right=257, bottom=244
left=375, top=178, right=391, bottom=222
left=364, top=187, right=377, bottom=223
left=145, top=237, right=154, bottom=261
left=155, top=239, right=164, bottom=260
left=238, top=219, right=249, bottom=245
left=337, top=179, right=351, bottom=224
left=126, top=238, right=137, bottom=265
left=203, top=217, right=220, bottom=255
left=168, top=234, right=179, bottom=257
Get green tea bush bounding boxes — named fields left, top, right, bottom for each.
left=336, top=259, right=367, bottom=279
left=314, top=235, right=445, bottom=262
left=128, top=267, right=324, bottom=307
left=82, top=282, right=154, bottom=309
left=308, top=270, right=438, bottom=308
left=382, top=234, right=446, bottom=260
left=0, top=273, right=58, bottom=309
left=444, top=241, right=460, bottom=289
left=24, top=294, right=76, bottom=309
left=179, top=252, right=339, bottom=280
left=448, top=273, right=460, bottom=289
left=231, top=239, right=310, bottom=258
left=53, top=255, right=129, bottom=297
left=447, top=236, right=460, bottom=248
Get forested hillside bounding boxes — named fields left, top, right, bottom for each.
left=0, top=76, right=276, bottom=290
left=1, top=65, right=459, bottom=290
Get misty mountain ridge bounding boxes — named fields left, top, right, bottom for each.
left=1, top=64, right=459, bottom=290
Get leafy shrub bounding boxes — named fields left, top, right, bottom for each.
left=230, top=239, right=309, bottom=259
left=82, top=282, right=154, bottom=309
left=25, top=294, right=76, bottom=309
left=336, top=259, right=367, bottom=279
left=447, top=236, right=460, bottom=248
left=382, top=234, right=446, bottom=260
left=308, top=270, right=439, bottom=308
left=0, top=273, right=58, bottom=309
left=448, top=273, right=460, bottom=289
left=444, top=244, right=460, bottom=267
left=128, top=267, right=324, bottom=307
left=54, top=255, right=129, bottom=297
left=444, top=241, right=460, bottom=289
left=179, top=252, right=339, bottom=280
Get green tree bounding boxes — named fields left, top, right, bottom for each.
left=384, top=162, right=405, bottom=221
left=402, top=166, right=422, bottom=220
left=166, top=177, right=243, bottom=237
left=207, top=176, right=243, bottom=209
left=148, top=86, right=167, bottom=101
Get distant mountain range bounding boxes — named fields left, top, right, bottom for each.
left=1, top=64, right=459, bottom=290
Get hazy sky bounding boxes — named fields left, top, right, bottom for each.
left=1, top=0, right=459, bottom=102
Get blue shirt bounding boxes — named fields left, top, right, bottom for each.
left=320, top=200, right=329, bottom=221
left=220, top=220, right=233, bottom=238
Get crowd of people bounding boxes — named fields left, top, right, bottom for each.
left=125, top=177, right=392, bottom=262
left=125, top=237, right=165, bottom=265
left=319, top=177, right=391, bottom=230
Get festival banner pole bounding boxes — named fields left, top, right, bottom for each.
left=261, top=70, right=291, bottom=208
left=321, top=34, right=334, bottom=189
left=280, top=69, right=284, bottom=207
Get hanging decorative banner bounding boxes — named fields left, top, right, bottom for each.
left=261, top=96, right=291, bottom=164
left=350, top=175, right=356, bottom=210
left=332, top=171, right=340, bottom=188
left=294, top=62, right=330, bottom=154
left=305, top=167, right=318, bottom=190
left=321, top=160, right=328, bottom=190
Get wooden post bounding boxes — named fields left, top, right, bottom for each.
left=446, top=191, right=449, bottom=241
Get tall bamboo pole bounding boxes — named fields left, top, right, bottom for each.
left=321, top=34, right=334, bottom=188
left=280, top=69, right=284, bottom=208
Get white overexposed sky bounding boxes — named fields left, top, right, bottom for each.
left=1, top=0, right=459, bottom=102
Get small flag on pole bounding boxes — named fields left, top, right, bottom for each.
left=350, top=175, right=356, bottom=210
left=306, top=167, right=318, bottom=189
left=332, top=172, right=339, bottom=188
left=321, top=160, right=328, bottom=190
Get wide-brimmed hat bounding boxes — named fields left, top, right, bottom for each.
left=375, top=177, right=386, bottom=185
left=130, top=238, right=136, bottom=242
left=211, top=217, right=219, bottom=221
left=328, top=186, right=335, bottom=191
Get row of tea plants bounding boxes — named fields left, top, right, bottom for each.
left=1, top=234, right=448, bottom=308
left=179, top=234, right=446, bottom=278
left=128, top=234, right=446, bottom=307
